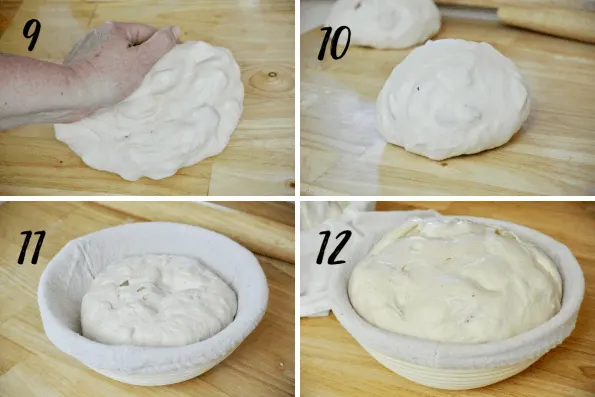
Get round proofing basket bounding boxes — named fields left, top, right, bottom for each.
left=330, top=215, right=585, bottom=390
left=90, top=356, right=231, bottom=386
left=38, top=222, right=269, bottom=386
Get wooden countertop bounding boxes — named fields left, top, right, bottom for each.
left=0, top=0, right=295, bottom=196
left=301, top=201, right=595, bottom=396
left=301, top=17, right=595, bottom=196
left=0, top=201, right=295, bottom=396
left=435, top=0, right=595, bottom=11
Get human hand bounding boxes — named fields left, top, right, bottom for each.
left=66, top=21, right=181, bottom=118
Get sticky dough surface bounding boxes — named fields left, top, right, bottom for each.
left=325, top=0, right=440, bottom=49
left=55, top=42, right=244, bottom=181
left=81, top=254, right=237, bottom=347
left=349, top=218, right=562, bottom=343
left=377, top=39, right=530, bottom=161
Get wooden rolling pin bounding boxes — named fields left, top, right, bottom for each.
left=498, top=7, right=595, bottom=44
left=435, top=0, right=595, bottom=12
left=98, top=201, right=295, bottom=264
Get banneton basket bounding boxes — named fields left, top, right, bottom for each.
left=330, top=216, right=585, bottom=390
left=38, top=222, right=269, bottom=386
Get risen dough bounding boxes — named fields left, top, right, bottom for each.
left=349, top=218, right=562, bottom=343
left=81, top=254, right=237, bottom=347
left=325, top=0, right=440, bottom=49
left=377, top=39, right=530, bottom=160
left=55, top=42, right=244, bottom=181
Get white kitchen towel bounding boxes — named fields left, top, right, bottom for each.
left=38, top=222, right=268, bottom=374
left=301, top=201, right=375, bottom=231
left=300, top=203, right=440, bottom=317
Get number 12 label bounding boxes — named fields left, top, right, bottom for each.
left=316, top=230, right=352, bottom=265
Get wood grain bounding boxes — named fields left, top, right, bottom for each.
left=0, top=0, right=22, bottom=37
left=301, top=201, right=595, bottom=397
left=212, top=201, right=295, bottom=227
left=435, top=0, right=595, bottom=12
left=98, top=201, right=295, bottom=264
left=498, top=7, right=595, bottom=44
left=0, top=0, right=295, bottom=196
left=0, top=201, right=295, bottom=397
left=301, top=17, right=595, bottom=196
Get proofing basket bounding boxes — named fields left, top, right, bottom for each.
left=330, top=216, right=584, bottom=390
left=38, top=222, right=269, bottom=386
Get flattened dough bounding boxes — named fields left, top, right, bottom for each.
left=55, top=42, right=244, bottom=181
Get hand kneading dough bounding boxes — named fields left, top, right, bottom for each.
left=325, top=0, right=441, bottom=49
left=55, top=42, right=244, bottom=181
left=349, top=218, right=562, bottom=343
left=81, top=254, right=237, bottom=347
left=377, top=39, right=531, bottom=160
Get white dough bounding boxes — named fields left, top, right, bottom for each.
left=81, top=254, right=237, bottom=347
left=325, top=0, right=441, bottom=49
left=349, top=218, right=562, bottom=343
left=377, top=39, right=531, bottom=161
left=55, top=42, right=244, bottom=181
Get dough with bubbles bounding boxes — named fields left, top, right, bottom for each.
left=55, top=42, right=244, bottom=181
left=325, top=0, right=441, bottom=49
left=81, top=254, right=237, bottom=347
left=349, top=218, right=562, bottom=343
left=377, top=39, right=531, bottom=160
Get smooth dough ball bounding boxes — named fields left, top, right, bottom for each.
left=349, top=218, right=562, bottom=343
left=376, top=39, right=531, bottom=161
left=81, top=254, right=237, bottom=347
left=55, top=42, right=244, bottom=181
left=325, top=0, right=441, bottom=49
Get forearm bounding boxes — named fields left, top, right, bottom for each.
left=0, top=54, right=86, bottom=130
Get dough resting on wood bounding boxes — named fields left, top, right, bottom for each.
left=325, top=0, right=441, bottom=49
left=376, top=39, right=531, bottom=160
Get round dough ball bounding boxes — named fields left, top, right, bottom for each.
left=349, top=218, right=562, bottom=343
left=55, top=42, right=244, bottom=181
left=376, top=39, right=531, bottom=161
left=325, top=0, right=441, bottom=49
left=81, top=254, right=237, bottom=347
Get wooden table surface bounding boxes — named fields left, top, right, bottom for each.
left=301, top=201, right=595, bottom=397
left=434, top=0, right=595, bottom=11
left=0, top=201, right=295, bottom=397
left=0, top=0, right=295, bottom=196
left=301, top=17, right=595, bottom=196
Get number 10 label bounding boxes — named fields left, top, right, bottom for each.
left=318, top=26, right=351, bottom=61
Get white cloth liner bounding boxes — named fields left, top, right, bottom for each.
left=327, top=214, right=584, bottom=369
left=38, top=222, right=269, bottom=374
left=300, top=205, right=440, bottom=317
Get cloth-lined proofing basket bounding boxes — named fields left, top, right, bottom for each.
left=38, top=222, right=269, bottom=386
left=330, top=215, right=585, bottom=390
